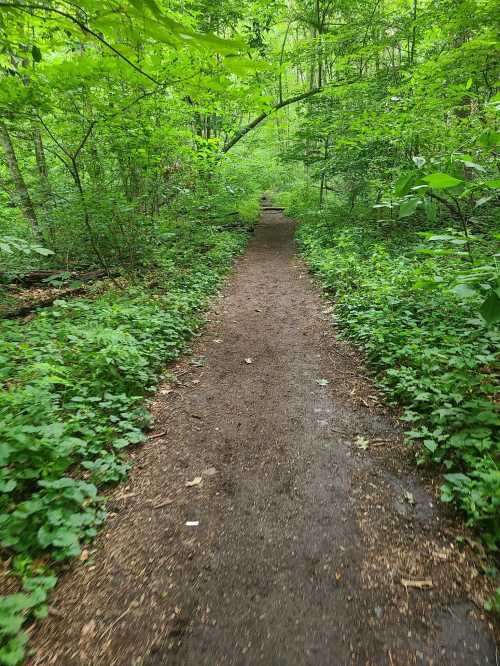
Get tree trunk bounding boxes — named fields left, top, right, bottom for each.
left=33, top=125, right=54, bottom=248
left=33, top=127, right=50, bottom=189
left=410, top=0, right=418, bottom=65
left=0, top=123, right=41, bottom=239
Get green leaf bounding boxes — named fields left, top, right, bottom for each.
left=450, top=283, right=477, bottom=298
left=479, top=290, right=500, bottom=325
left=461, top=160, right=485, bottom=172
left=485, top=178, right=500, bottom=189
left=398, top=198, right=419, bottom=218
left=422, top=173, right=464, bottom=189
left=423, top=197, right=437, bottom=223
left=423, top=440, right=438, bottom=453
left=32, top=246, right=55, bottom=256
left=31, top=45, right=41, bottom=63
left=0, top=632, right=28, bottom=666
left=394, top=172, right=415, bottom=197
left=478, top=130, right=499, bottom=149
left=128, top=0, right=162, bottom=17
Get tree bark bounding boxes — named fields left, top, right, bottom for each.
left=33, top=127, right=49, bottom=187
left=0, top=123, right=41, bottom=239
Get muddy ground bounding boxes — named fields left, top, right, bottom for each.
left=28, top=205, right=498, bottom=665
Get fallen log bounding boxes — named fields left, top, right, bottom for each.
left=3, top=269, right=107, bottom=286
left=1, top=287, right=86, bottom=320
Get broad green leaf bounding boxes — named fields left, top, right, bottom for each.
left=479, top=290, right=500, bottom=324
left=478, top=130, right=499, bottom=149
left=394, top=172, right=415, bottom=197
left=398, top=198, right=419, bottom=218
left=451, top=284, right=476, bottom=298
left=422, top=173, right=463, bottom=189
left=32, top=246, right=55, bottom=256
left=414, top=277, right=443, bottom=289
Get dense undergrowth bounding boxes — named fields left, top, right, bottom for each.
left=287, top=193, right=499, bottom=552
left=1, top=0, right=499, bottom=658
left=0, top=218, right=251, bottom=664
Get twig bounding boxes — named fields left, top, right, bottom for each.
left=147, top=430, right=168, bottom=440
left=99, top=607, right=131, bottom=640
left=153, top=498, right=174, bottom=509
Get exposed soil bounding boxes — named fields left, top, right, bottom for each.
left=28, top=204, right=498, bottom=665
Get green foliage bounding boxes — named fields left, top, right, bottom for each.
left=293, top=201, right=499, bottom=550
left=0, top=219, right=248, bottom=663
left=1, top=0, right=499, bottom=655
left=0, top=575, right=56, bottom=666
left=0, top=238, right=53, bottom=257
left=484, top=587, right=500, bottom=614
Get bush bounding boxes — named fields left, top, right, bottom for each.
left=0, top=219, right=248, bottom=664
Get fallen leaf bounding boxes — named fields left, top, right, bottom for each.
left=355, top=436, right=369, bottom=450
left=316, top=378, right=330, bottom=386
left=404, top=491, right=415, bottom=505
left=189, top=357, right=206, bottom=367
left=80, top=549, right=89, bottom=562
left=185, top=476, right=202, bottom=487
left=81, top=619, right=96, bottom=637
left=244, top=358, right=253, bottom=364
left=401, top=578, right=433, bottom=589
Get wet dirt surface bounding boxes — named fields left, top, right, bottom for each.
left=29, top=204, right=497, bottom=665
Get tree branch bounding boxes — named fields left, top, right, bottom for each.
left=222, top=88, right=321, bottom=153
left=222, top=80, right=357, bottom=153
left=0, top=2, right=161, bottom=85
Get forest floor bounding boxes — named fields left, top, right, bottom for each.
left=28, top=204, right=497, bottom=665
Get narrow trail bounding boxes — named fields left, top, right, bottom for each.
left=30, top=205, right=496, bottom=665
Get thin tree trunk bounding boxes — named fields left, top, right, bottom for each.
left=319, top=135, right=330, bottom=207
left=0, top=123, right=41, bottom=239
left=33, top=126, right=50, bottom=190
left=410, top=0, right=418, bottom=65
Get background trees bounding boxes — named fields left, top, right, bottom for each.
left=0, top=1, right=498, bottom=661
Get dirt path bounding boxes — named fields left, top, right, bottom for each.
left=30, top=205, right=497, bottom=665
